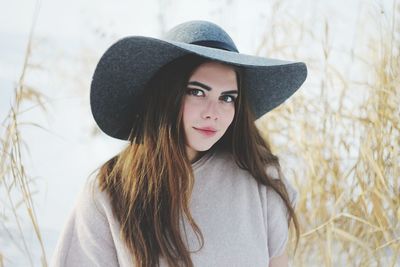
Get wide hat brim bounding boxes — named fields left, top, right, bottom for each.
left=90, top=36, right=307, bottom=140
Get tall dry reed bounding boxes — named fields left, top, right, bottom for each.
left=257, top=1, right=399, bottom=266
left=0, top=0, right=48, bottom=266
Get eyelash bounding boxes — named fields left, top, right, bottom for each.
left=186, top=88, right=236, bottom=103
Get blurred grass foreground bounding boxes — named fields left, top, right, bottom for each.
left=1, top=1, right=399, bottom=266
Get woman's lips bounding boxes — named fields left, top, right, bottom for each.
left=194, top=127, right=217, bottom=137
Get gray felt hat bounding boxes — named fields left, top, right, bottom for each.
left=90, top=20, right=307, bottom=140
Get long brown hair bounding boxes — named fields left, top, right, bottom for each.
left=91, top=54, right=299, bottom=266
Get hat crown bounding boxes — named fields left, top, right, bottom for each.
left=163, top=20, right=239, bottom=52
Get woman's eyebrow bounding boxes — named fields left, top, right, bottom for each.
left=187, top=81, right=238, bottom=94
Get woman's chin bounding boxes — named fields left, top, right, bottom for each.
left=192, top=143, right=215, bottom=152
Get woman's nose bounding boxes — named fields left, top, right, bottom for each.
left=201, top=100, right=219, bottom=120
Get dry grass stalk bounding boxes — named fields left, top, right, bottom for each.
left=256, top=1, right=399, bottom=266
left=0, top=0, right=48, bottom=266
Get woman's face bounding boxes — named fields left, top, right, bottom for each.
left=182, top=61, right=238, bottom=161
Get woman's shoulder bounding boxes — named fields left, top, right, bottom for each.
left=264, top=165, right=299, bottom=210
left=51, top=174, right=121, bottom=266
left=75, top=175, right=114, bottom=220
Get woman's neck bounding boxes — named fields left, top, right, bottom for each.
left=190, top=150, right=207, bottom=164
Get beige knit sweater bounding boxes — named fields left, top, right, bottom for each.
left=51, top=149, right=298, bottom=266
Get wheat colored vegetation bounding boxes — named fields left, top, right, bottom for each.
left=0, top=1, right=48, bottom=266
left=256, top=1, right=400, bottom=266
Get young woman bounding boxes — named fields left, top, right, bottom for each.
left=51, top=20, right=307, bottom=267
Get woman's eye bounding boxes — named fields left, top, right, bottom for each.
left=187, top=88, right=204, bottom=97
left=220, top=95, right=236, bottom=103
